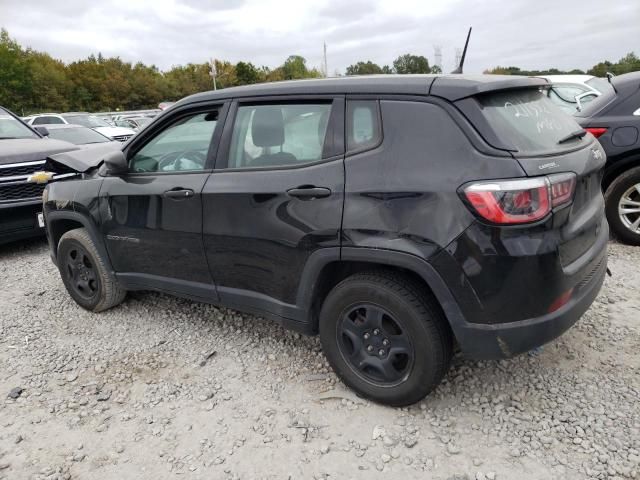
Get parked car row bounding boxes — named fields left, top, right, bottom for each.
left=97, top=110, right=160, bottom=132
left=23, top=112, right=136, bottom=141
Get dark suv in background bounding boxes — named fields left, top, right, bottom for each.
left=575, top=71, right=640, bottom=245
left=42, top=75, right=608, bottom=406
left=0, top=107, right=76, bottom=245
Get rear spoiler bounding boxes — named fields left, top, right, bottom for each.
left=429, top=75, right=549, bottom=102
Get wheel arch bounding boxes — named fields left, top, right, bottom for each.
left=46, top=210, right=112, bottom=272
left=297, top=247, right=467, bottom=340
left=603, top=154, right=640, bottom=192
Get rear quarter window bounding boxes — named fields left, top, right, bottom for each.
left=347, top=100, right=382, bottom=153
left=477, top=89, right=584, bottom=154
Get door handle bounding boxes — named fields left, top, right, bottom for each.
left=163, top=188, right=195, bottom=199
left=286, top=186, right=331, bottom=199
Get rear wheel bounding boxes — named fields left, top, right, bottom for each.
left=319, top=271, right=453, bottom=407
left=58, top=228, right=126, bottom=312
left=605, top=166, right=640, bottom=246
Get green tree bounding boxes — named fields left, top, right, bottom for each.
left=393, top=54, right=430, bottom=74
left=282, top=55, right=308, bottom=79
left=235, top=61, right=260, bottom=85
left=346, top=61, right=384, bottom=75
left=588, top=52, right=640, bottom=76
left=0, top=29, right=32, bottom=112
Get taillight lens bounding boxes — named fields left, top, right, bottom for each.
left=585, top=127, right=607, bottom=138
left=462, top=174, right=576, bottom=225
left=549, top=172, right=576, bottom=207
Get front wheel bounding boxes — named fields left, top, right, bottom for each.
left=605, top=166, right=640, bottom=246
left=57, top=228, right=126, bottom=312
left=319, top=271, right=453, bottom=407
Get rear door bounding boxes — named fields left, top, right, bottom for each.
left=201, top=96, right=345, bottom=318
left=98, top=103, right=228, bottom=299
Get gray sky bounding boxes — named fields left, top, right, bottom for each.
left=1, top=0, right=638, bottom=74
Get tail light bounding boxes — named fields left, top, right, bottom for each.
left=585, top=127, right=607, bottom=138
left=462, top=173, right=576, bottom=225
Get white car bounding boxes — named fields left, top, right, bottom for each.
left=24, top=113, right=135, bottom=142
left=536, top=74, right=614, bottom=114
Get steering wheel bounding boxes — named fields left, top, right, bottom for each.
left=157, top=150, right=207, bottom=171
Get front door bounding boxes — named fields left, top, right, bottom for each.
left=99, top=105, right=226, bottom=298
left=202, top=98, right=345, bottom=319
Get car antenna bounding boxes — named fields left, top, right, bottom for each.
left=451, top=27, right=472, bottom=74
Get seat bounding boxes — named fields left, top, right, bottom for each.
left=249, top=107, right=297, bottom=167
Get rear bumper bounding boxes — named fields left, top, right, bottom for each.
left=427, top=206, right=610, bottom=359
left=0, top=201, right=44, bottom=245
left=455, top=248, right=606, bottom=359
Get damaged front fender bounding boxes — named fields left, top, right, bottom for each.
left=28, top=143, right=121, bottom=184
left=45, top=143, right=119, bottom=174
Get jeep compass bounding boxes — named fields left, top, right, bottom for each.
left=41, top=75, right=608, bottom=406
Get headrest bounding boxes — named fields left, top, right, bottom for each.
left=251, top=107, right=284, bottom=147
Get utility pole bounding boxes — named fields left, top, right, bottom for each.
left=209, top=58, right=217, bottom=90
left=323, top=42, right=328, bottom=78
left=433, top=45, right=442, bottom=71
left=455, top=48, right=462, bottom=71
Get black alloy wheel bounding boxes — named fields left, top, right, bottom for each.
left=337, top=303, right=414, bottom=387
left=64, top=243, right=100, bottom=301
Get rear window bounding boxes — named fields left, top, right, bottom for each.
left=585, top=77, right=615, bottom=96
left=477, top=89, right=584, bottom=154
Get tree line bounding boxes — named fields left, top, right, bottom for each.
left=1, top=28, right=639, bottom=115
left=0, top=29, right=443, bottom=114
left=484, top=52, right=640, bottom=77
left=0, top=29, right=323, bottom=115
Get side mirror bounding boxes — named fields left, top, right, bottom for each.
left=34, top=126, right=50, bottom=137
left=102, top=150, right=128, bottom=175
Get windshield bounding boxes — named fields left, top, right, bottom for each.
left=62, top=115, right=111, bottom=128
left=47, top=126, right=111, bottom=145
left=0, top=111, right=38, bottom=139
left=477, top=89, right=585, bottom=154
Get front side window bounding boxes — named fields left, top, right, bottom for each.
left=128, top=110, right=219, bottom=173
left=347, top=100, right=382, bottom=152
left=227, top=103, right=332, bottom=169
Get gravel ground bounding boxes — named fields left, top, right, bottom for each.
left=0, top=238, right=638, bottom=480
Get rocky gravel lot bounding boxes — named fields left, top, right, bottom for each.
left=0, top=238, right=638, bottom=480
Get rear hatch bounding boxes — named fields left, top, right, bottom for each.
left=456, top=87, right=607, bottom=267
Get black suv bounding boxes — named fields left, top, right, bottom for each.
left=0, top=107, right=76, bottom=245
left=42, top=75, right=608, bottom=406
left=575, top=72, right=640, bottom=245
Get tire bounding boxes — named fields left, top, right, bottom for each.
left=605, top=166, right=640, bottom=246
left=319, top=270, right=453, bottom=407
left=57, top=228, right=126, bottom=312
